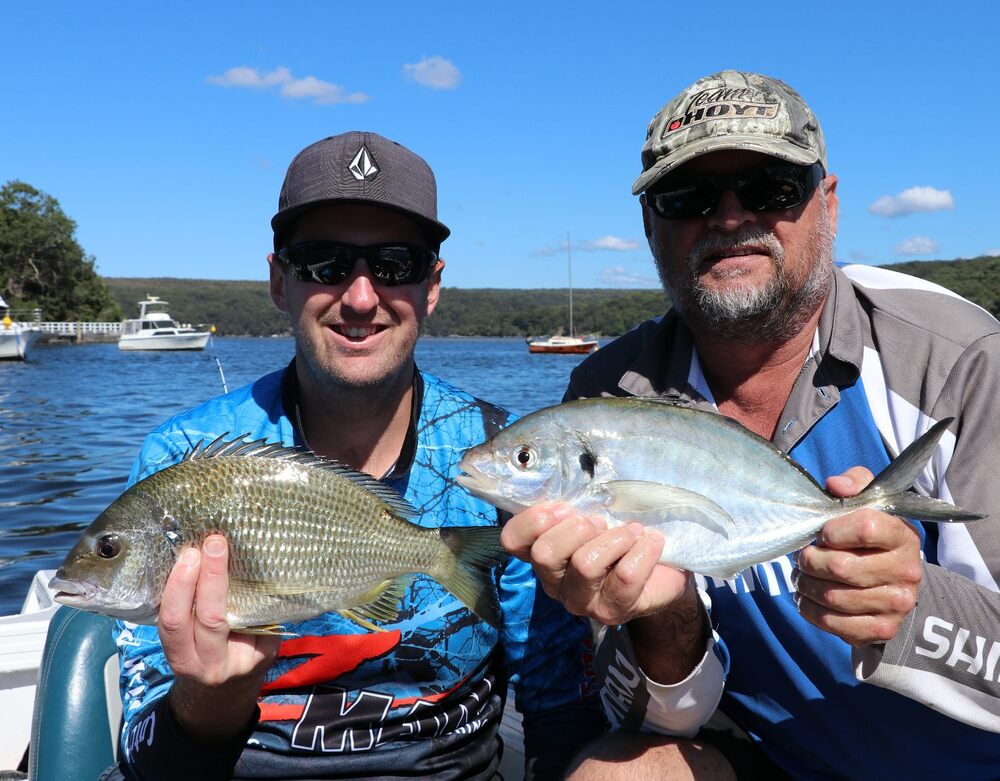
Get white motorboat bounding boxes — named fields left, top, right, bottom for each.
left=0, top=296, right=43, bottom=360
left=118, top=296, right=210, bottom=351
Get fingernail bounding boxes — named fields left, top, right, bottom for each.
left=588, top=516, right=607, bottom=531
left=627, top=522, right=644, bottom=537
left=181, top=547, right=199, bottom=566
left=549, top=505, right=572, bottom=521
left=205, top=536, right=226, bottom=556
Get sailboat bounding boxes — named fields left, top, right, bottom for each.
left=528, top=234, right=599, bottom=355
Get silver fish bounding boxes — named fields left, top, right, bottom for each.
left=51, top=435, right=506, bottom=632
left=456, top=397, right=981, bottom=580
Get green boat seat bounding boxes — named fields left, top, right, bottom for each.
left=29, top=607, right=121, bottom=781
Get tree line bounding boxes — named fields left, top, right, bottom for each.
left=4, top=180, right=1000, bottom=336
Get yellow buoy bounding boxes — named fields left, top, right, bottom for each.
left=2, top=315, right=11, bottom=329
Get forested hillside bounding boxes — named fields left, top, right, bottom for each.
left=99, top=254, right=1000, bottom=337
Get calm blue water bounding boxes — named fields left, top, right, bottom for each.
left=0, top=337, right=597, bottom=615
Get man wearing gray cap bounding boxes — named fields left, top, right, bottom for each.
left=104, top=131, right=604, bottom=781
left=503, top=71, right=1000, bottom=779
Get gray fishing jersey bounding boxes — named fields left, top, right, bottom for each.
left=565, top=263, right=1000, bottom=779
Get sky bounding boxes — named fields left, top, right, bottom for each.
left=2, top=1, right=998, bottom=290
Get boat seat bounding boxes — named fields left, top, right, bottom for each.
left=29, top=607, right=121, bottom=781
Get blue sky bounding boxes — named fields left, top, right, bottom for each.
left=3, top=2, right=998, bottom=290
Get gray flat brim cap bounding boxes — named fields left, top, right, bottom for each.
left=272, top=131, right=450, bottom=248
left=632, top=70, right=826, bottom=194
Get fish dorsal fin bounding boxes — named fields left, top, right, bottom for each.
left=600, top=480, right=735, bottom=539
left=180, top=433, right=417, bottom=519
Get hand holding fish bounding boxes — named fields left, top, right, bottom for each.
left=501, top=503, right=707, bottom=684
left=501, top=503, right=691, bottom=625
left=795, top=467, right=923, bottom=648
left=159, top=535, right=281, bottom=744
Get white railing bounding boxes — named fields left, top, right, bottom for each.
left=34, top=322, right=123, bottom=335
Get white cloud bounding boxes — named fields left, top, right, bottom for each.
left=206, top=66, right=369, bottom=105
left=533, top=235, right=640, bottom=256
left=403, top=56, right=461, bottom=90
left=984, top=248, right=1000, bottom=257
left=581, top=236, right=640, bottom=252
left=869, top=186, right=954, bottom=218
left=895, top=236, right=939, bottom=256
left=849, top=250, right=871, bottom=262
left=599, top=265, right=659, bottom=288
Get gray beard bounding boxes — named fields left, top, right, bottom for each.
left=659, top=208, right=835, bottom=344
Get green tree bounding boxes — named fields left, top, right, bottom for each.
left=0, top=180, right=121, bottom=321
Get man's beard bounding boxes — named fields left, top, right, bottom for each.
left=657, top=204, right=835, bottom=343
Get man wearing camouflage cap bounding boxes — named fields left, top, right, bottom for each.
left=103, top=131, right=604, bottom=781
left=504, top=71, right=1000, bottom=778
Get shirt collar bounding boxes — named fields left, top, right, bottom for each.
left=281, top=358, right=422, bottom=480
left=615, top=266, right=865, bottom=448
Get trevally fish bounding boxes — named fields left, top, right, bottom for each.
left=456, top=397, right=982, bottom=580
left=51, top=435, right=507, bottom=633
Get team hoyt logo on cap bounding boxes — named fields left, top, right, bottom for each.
left=664, top=87, right=779, bottom=136
left=349, top=145, right=380, bottom=182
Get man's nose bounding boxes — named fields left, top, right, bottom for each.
left=707, top=189, right=757, bottom=232
left=340, top=260, right=379, bottom=313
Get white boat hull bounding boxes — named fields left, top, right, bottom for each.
left=528, top=336, right=598, bottom=355
left=118, top=331, right=210, bottom=351
left=0, top=328, right=42, bottom=360
left=0, top=570, right=57, bottom=769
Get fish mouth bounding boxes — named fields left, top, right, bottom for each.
left=455, top=462, right=499, bottom=497
left=48, top=575, right=98, bottom=606
left=456, top=461, right=527, bottom=515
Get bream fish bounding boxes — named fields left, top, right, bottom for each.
left=456, top=397, right=981, bottom=580
left=51, top=435, right=507, bottom=632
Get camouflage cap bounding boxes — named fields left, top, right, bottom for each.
left=632, top=70, right=826, bottom=195
left=272, top=130, right=450, bottom=250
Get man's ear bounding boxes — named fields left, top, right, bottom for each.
left=267, top=253, right=289, bottom=312
left=425, top=259, right=445, bottom=317
left=822, top=174, right=839, bottom=236
left=641, top=195, right=654, bottom=240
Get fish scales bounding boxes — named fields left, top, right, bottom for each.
left=139, top=456, right=443, bottom=625
left=51, top=437, right=506, bottom=631
left=457, top=397, right=981, bottom=580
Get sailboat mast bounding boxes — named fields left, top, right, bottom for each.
left=566, top=230, right=573, bottom=338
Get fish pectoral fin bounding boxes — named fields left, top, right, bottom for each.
left=339, top=576, right=414, bottom=632
left=601, top=481, right=736, bottom=539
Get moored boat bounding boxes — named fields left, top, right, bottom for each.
left=118, top=296, right=210, bottom=351
left=527, top=335, right=599, bottom=354
left=0, top=296, right=43, bottom=360
left=527, top=235, right=599, bottom=355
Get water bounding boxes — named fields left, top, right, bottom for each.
left=0, top=337, right=596, bottom=615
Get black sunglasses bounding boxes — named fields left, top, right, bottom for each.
left=278, top=242, right=438, bottom=287
left=645, top=162, right=825, bottom=220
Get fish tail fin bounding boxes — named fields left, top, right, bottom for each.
left=853, top=417, right=983, bottom=522
left=434, top=526, right=508, bottom=627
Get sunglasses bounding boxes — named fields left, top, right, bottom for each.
left=645, top=162, right=825, bottom=220
left=278, top=242, right=439, bottom=287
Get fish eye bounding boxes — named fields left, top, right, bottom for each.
left=96, top=534, right=121, bottom=559
left=512, top=445, right=538, bottom=470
